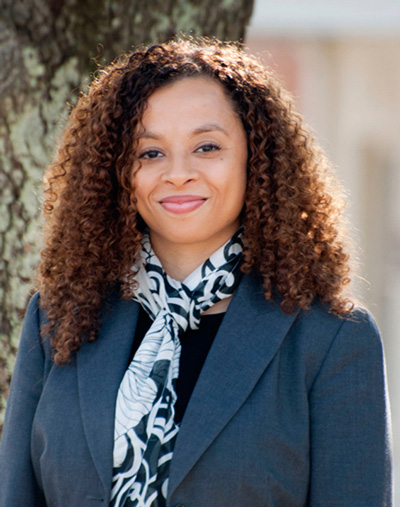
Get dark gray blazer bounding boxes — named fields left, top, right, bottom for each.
left=0, top=272, right=392, bottom=506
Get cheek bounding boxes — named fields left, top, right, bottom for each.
left=231, top=165, right=247, bottom=199
left=221, top=172, right=247, bottom=218
left=133, top=172, right=152, bottom=205
left=232, top=172, right=247, bottom=217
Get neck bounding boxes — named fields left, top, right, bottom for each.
left=202, top=297, right=233, bottom=315
left=150, top=238, right=219, bottom=282
left=149, top=229, right=240, bottom=282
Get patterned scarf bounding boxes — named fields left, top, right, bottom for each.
left=110, top=230, right=243, bottom=507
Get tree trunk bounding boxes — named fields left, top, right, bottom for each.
left=0, top=0, right=254, bottom=428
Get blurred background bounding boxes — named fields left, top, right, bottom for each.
left=245, top=0, right=400, bottom=501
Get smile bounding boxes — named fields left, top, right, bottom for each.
left=159, top=195, right=207, bottom=215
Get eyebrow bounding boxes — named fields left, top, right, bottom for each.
left=192, top=123, right=229, bottom=136
left=140, top=131, right=161, bottom=140
left=140, top=123, right=229, bottom=140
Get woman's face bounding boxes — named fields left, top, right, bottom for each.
left=133, top=76, right=248, bottom=257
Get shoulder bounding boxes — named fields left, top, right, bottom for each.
left=22, top=291, right=53, bottom=335
left=20, top=291, right=42, bottom=341
left=291, top=302, right=385, bottom=393
left=298, top=300, right=382, bottom=350
left=294, top=298, right=383, bottom=358
left=240, top=271, right=381, bottom=349
left=23, top=291, right=41, bottom=321
left=23, top=291, right=54, bottom=329
left=255, top=284, right=385, bottom=387
left=19, top=291, right=54, bottom=363
left=21, top=287, right=137, bottom=359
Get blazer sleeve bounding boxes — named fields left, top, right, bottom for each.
left=0, top=292, right=47, bottom=506
left=308, top=309, right=393, bottom=506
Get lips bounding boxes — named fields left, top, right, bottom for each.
left=159, top=195, right=207, bottom=214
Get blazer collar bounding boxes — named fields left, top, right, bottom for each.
left=76, top=273, right=299, bottom=498
left=168, top=271, right=299, bottom=497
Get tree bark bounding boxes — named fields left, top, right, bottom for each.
left=0, top=0, right=254, bottom=428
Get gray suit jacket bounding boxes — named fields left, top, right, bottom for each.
left=0, top=272, right=392, bottom=506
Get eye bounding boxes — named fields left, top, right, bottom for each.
left=139, top=149, right=163, bottom=160
left=196, top=143, right=221, bottom=153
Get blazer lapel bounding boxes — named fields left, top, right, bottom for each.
left=76, top=274, right=299, bottom=498
left=168, top=272, right=299, bottom=497
left=77, top=294, right=140, bottom=493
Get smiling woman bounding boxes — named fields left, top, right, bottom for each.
left=0, top=39, right=392, bottom=506
left=134, top=76, right=247, bottom=281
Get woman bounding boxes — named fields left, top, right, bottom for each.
left=0, top=39, right=392, bottom=506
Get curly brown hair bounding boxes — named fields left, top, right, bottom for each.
left=38, top=38, right=353, bottom=365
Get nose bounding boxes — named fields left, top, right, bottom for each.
left=161, top=153, right=198, bottom=186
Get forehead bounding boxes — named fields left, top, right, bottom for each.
left=140, top=76, right=240, bottom=130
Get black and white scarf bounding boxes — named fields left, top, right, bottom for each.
left=110, top=230, right=243, bottom=507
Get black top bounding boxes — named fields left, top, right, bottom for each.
left=129, top=306, right=225, bottom=423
